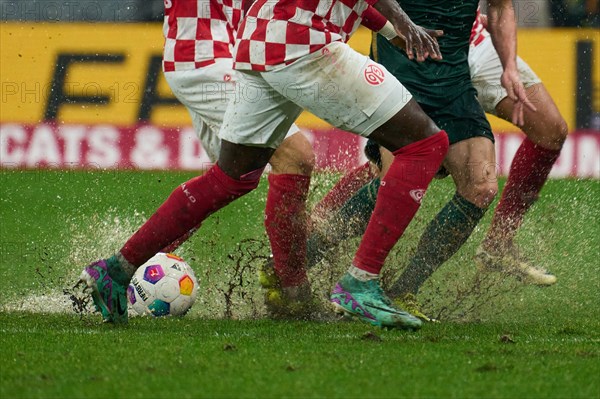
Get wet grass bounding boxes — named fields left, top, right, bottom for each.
left=0, top=170, right=599, bottom=398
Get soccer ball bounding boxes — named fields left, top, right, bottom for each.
left=127, top=253, right=198, bottom=317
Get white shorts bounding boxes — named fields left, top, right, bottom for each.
left=164, top=59, right=300, bottom=162
left=220, top=41, right=412, bottom=148
left=469, top=36, right=542, bottom=114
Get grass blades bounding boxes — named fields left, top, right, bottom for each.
left=0, top=170, right=599, bottom=398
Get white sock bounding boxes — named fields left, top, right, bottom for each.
left=348, top=265, right=378, bottom=281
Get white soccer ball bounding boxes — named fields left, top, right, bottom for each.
left=127, top=253, right=198, bottom=317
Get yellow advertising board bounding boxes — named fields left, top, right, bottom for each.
left=0, top=23, right=598, bottom=131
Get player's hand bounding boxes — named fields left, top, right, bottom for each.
left=389, top=36, right=406, bottom=49
left=500, top=67, right=537, bottom=126
left=389, top=28, right=443, bottom=61
left=392, top=15, right=443, bottom=61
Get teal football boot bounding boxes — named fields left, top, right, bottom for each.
left=330, top=273, right=422, bottom=330
left=78, top=259, right=128, bottom=324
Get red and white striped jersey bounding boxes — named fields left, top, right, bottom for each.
left=469, top=8, right=489, bottom=47
left=162, top=0, right=244, bottom=72
left=234, top=0, right=378, bottom=72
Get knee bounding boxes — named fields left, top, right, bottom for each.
left=460, top=181, right=498, bottom=209
left=543, top=116, right=569, bottom=150
left=552, top=118, right=569, bottom=147
left=530, top=116, right=568, bottom=151
left=206, top=164, right=262, bottom=198
left=294, top=139, right=316, bottom=174
left=270, top=133, right=315, bottom=175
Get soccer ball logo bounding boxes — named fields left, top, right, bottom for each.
left=127, top=253, right=198, bottom=317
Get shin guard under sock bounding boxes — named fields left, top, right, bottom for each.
left=307, top=178, right=380, bottom=268
left=487, top=138, right=561, bottom=247
left=311, top=162, right=375, bottom=221
left=353, top=131, right=449, bottom=274
left=389, top=192, right=487, bottom=296
left=119, top=164, right=261, bottom=268
left=265, top=174, right=311, bottom=287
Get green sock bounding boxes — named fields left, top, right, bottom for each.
left=388, top=192, right=487, bottom=297
left=307, top=178, right=380, bottom=268
left=107, top=253, right=136, bottom=285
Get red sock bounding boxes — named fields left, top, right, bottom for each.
left=312, top=162, right=376, bottom=220
left=353, top=131, right=449, bottom=274
left=160, top=228, right=197, bottom=254
left=121, top=164, right=261, bottom=267
left=265, top=173, right=311, bottom=287
left=488, top=137, right=561, bottom=245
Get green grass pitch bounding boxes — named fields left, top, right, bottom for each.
left=1, top=170, right=599, bottom=398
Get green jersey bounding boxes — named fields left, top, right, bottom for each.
left=373, top=0, right=479, bottom=107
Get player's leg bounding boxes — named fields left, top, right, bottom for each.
left=310, top=161, right=377, bottom=225
left=155, top=64, right=250, bottom=254
left=324, top=56, right=448, bottom=327
left=79, top=142, right=272, bottom=323
left=469, top=40, right=566, bottom=285
left=179, top=67, right=316, bottom=294
left=307, top=172, right=381, bottom=269
left=379, top=82, right=497, bottom=303
left=308, top=138, right=492, bottom=322
left=161, top=126, right=315, bottom=297
left=260, top=131, right=316, bottom=318
left=154, top=66, right=317, bottom=309
left=316, top=90, right=496, bottom=304
left=78, top=140, right=273, bottom=323
left=156, top=66, right=316, bottom=318
left=265, top=131, right=313, bottom=289
left=332, top=100, right=447, bottom=329
left=79, top=70, right=299, bottom=323
left=389, top=136, right=497, bottom=298
left=307, top=135, right=493, bottom=321
left=264, top=41, right=448, bottom=328
left=476, top=83, right=566, bottom=284
left=307, top=142, right=380, bottom=268
left=307, top=132, right=447, bottom=269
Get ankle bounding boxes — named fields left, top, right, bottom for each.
left=348, top=265, right=378, bottom=281
left=281, top=282, right=312, bottom=302
left=279, top=270, right=309, bottom=289
left=107, top=253, right=135, bottom=285
left=482, top=237, right=513, bottom=255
